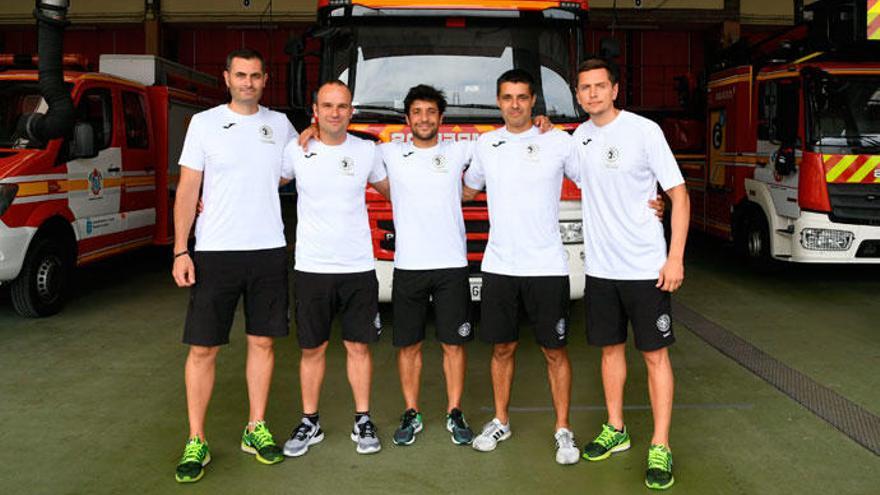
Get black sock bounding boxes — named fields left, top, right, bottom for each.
left=304, top=412, right=319, bottom=425
left=355, top=411, right=370, bottom=422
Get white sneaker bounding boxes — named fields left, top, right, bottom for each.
left=472, top=418, right=511, bottom=452
left=555, top=428, right=580, bottom=465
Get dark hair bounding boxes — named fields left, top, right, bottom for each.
left=577, top=57, right=619, bottom=85
left=403, top=84, right=447, bottom=116
left=226, top=48, right=266, bottom=73
left=496, top=69, right=536, bottom=96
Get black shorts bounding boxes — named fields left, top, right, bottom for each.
left=584, top=275, right=675, bottom=352
left=293, top=270, right=380, bottom=349
left=479, top=272, right=569, bottom=349
left=183, top=247, right=290, bottom=347
left=392, top=267, right=473, bottom=347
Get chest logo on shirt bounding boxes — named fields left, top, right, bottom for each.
left=222, top=122, right=236, bottom=130
left=582, top=138, right=592, bottom=146
left=604, top=146, right=620, bottom=168
left=304, top=152, right=318, bottom=159
left=340, top=156, right=355, bottom=175
left=259, top=125, right=275, bottom=144
left=491, top=140, right=506, bottom=148
left=525, top=143, right=540, bottom=161
left=402, top=151, right=415, bottom=158
left=432, top=154, right=448, bottom=173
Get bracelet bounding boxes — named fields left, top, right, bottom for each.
left=174, top=251, right=190, bottom=259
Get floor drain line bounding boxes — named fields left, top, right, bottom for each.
left=673, top=300, right=880, bottom=456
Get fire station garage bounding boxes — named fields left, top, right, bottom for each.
left=1, top=0, right=878, bottom=493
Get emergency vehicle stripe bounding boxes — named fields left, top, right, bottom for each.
left=825, top=154, right=858, bottom=182
left=869, top=0, right=879, bottom=40
left=848, top=156, right=880, bottom=183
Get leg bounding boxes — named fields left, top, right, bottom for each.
left=300, top=341, right=329, bottom=414
left=542, top=346, right=572, bottom=430
left=441, top=343, right=466, bottom=412
left=398, top=342, right=423, bottom=411
left=601, top=343, right=627, bottom=430
left=490, top=342, right=518, bottom=424
left=185, top=345, right=220, bottom=440
left=345, top=340, right=372, bottom=412
left=642, top=347, right=674, bottom=447
left=245, top=335, right=275, bottom=426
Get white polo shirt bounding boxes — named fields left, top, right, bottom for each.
left=282, top=135, right=387, bottom=273
left=380, top=140, right=473, bottom=270
left=178, top=104, right=298, bottom=252
left=463, top=127, right=579, bottom=276
left=572, top=110, right=684, bottom=280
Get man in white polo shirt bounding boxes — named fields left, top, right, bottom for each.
left=462, top=69, right=582, bottom=465
left=572, top=58, right=689, bottom=491
left=171, top=48, right=297, bottom=483
left=280, top=81, right=390, bottom=457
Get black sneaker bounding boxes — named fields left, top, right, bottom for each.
left=393, top=409, right=423, bottom=446
left=445, top=408, right=474, bottom=445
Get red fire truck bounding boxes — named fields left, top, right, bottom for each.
left=675, top=0, right=880, bottom=263
left=0, top=54, right=219, bottom=316
left=290, top=0, right=589, bottom=301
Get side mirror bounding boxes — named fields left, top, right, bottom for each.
left=774, top=146, right=796, bottom=176
left=69, top=122, right=97, bottom=159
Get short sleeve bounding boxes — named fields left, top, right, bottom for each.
left=367, top=143, right=388, bottom=184
left=560, top=133, right=581, bottom=185
left=283, top=117, right=299, bottom=145
left=463, top=141, right=486, bottom=190
left=178, top=115, right=205, bottom=171
left=281, top=140, right=299, bottom=180
left=646, top=124, right=684, bottom=191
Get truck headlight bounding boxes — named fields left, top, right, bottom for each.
left=0, top=183, right=19, bottom=217
left=559, top=221, right=583, bottom=244
left=800, top=228, right=854, bottom=251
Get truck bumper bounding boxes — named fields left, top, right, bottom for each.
left=786, top=211, right=880, bottom=263
left=0, top=221, right=36, bottom=282
left=374, top=243, right=586, bottom=303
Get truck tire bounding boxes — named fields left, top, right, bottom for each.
left=10, top=234, right=71, bottom=317
left=736, top=208, right=771, bottom=265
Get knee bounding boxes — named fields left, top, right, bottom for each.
left=492, top=342, right=517, bottom=360
left=441, top=343, right=464, bottom=358
left=399, top=343, right=422, bottom=359
left=189, top=345, right=219, bottom=363
left=344, top=341, right=370, bottom=359
left=642, top=348, right=669, bottom=368
left=301, top=342, right=328, bottom=361
left=602, top=344, right=626, bottom=360
left=542, top=347, right=569, bottom=366
left=247, top=335, right=274, bottom=352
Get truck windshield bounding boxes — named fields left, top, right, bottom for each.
left=0, top=81, right=50, bottom=150
left=324, top=16, right=580, bottom=122
left=808, top=76, right=880, bottom=153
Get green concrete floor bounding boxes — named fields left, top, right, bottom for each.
left=0, top=234, right=878, bottom=495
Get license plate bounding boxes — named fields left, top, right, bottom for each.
left=469, top=278, right=482, bottom=301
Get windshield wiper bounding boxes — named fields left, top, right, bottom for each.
left=445, top=103, right=499, bottom=110
left=353, top=104, right=404, bottom=114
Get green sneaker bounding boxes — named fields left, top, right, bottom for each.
left=582, top=423, right=631, bottom=461
left=241, top=421, right=284, bottom=465
left=175, top=437, right=211, bottom=483
left=392, top=409, right=423, bottom=446
left=646, top=444, right=674, bottom=490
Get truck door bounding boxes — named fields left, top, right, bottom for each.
left=66, top=86, right=123, bottom=260
left=704, top=108, right=730, bottom=236
left=755, top=78, right=801, bottom=219
left=119, top=89, right=156, bottom=246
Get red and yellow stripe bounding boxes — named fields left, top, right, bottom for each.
left=12, top=176, right=154, bottom=199
left=824, top=154, right=880, bottom=183
left=869, top=0, right=879, bottom=41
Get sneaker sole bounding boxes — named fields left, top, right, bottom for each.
left=350, top=433, right=382, bottom=454
left=472, top=430, right=511, bottom=452
left=283, top=432, right=325, bottom=457
left=175, top=452, right=211, bottom=483
left=240, top=443, right=284, bottom=465
left=393, top=422, right=423, bottom=446
left=582, top=439, right=631, bottom=462
left=646, top=476, right=675, bottom=490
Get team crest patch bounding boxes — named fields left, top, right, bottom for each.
left=432, top=154, right=448, bottom=172
left=656, top=314, right=672, bottom=337
left=259, top=125, right=274, bottom=143
left=555, top=318, right=567, bottom=338
left=88, top=168, right=103, bottom=197
left=340, top=156, right=355, bottom=175
left=604, top=146, right=620, bottom=167
left=374, top=312, right=382, bottom=330
left=457, top=322, right=472, bottom=338
left=525, top=143, right=540, bottom=161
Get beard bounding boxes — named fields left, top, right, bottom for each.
left=411, top=125, right=439, bottom=142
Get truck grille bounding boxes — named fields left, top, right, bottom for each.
left=827, top=183, right=880, bottom=226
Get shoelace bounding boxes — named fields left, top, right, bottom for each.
left=358, top=420, right=377, bottom=439
left=400, top=410, right=418, bottom=429
left=449, top=411, right=468, bottom=430
left=647, top=447, right=671, bottom=471
left=181, top=440, right=204, bottom=463
left=249, top=423, right=275, bottom=449
left=483, top=421, right=505, bottom=440
left=556, top=431, right=576, bottom=449
left=291, top=422, right=314, bottom=441
left=594, top=425, right=619, bottom=448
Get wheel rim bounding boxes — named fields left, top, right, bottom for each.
left=747, top=227, right=764, bottom=258
left=35, top=254, right=63, bottom=302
